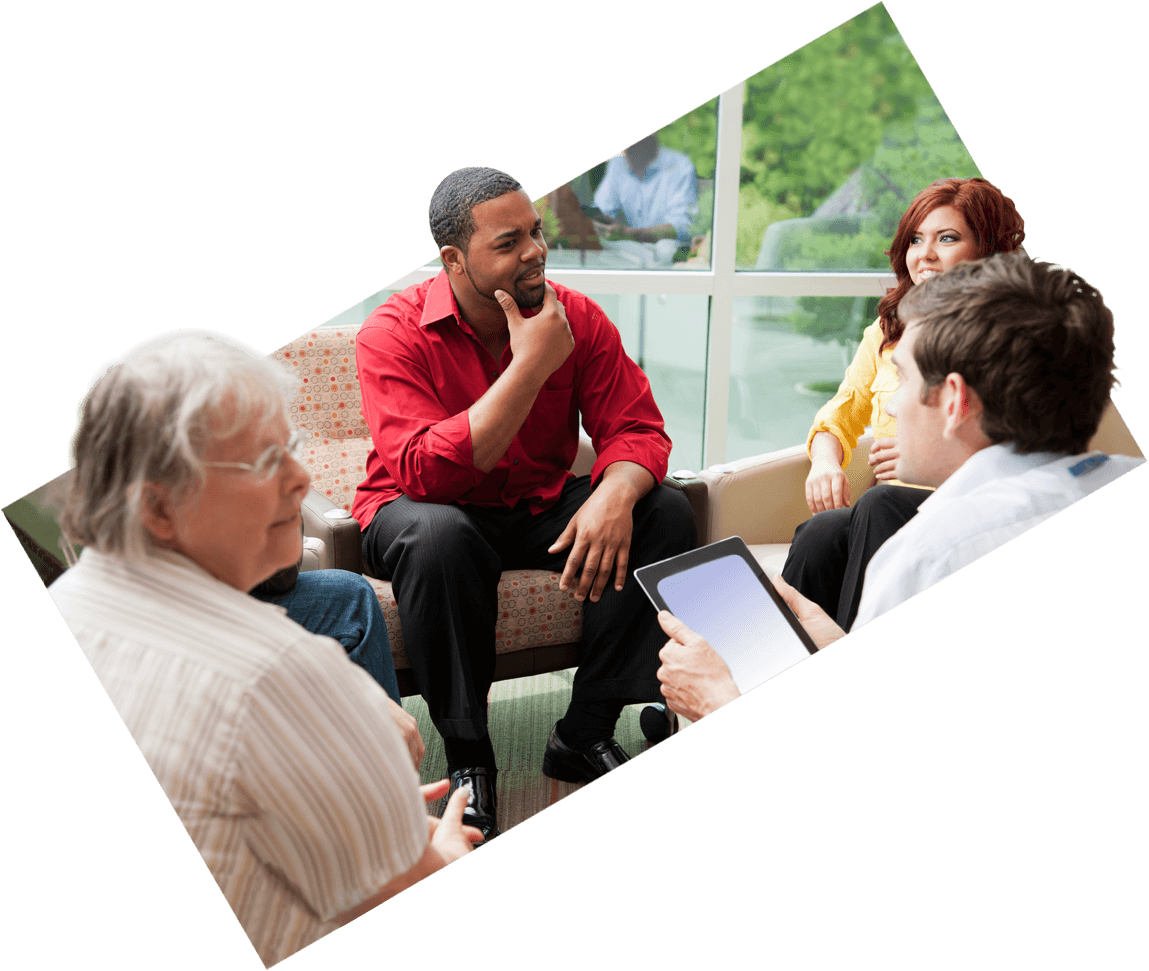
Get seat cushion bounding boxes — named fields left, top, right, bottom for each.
left=746, top=542, right=791, bottom=578
left=363, top=569, right=584, bottom=671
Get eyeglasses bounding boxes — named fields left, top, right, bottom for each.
left=204, top=428, right=306, bottom=481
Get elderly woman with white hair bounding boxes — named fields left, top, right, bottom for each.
left=50, top=335, right=479, bottom=967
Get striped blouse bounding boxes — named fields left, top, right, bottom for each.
left=50, top=547, right=428, bottom=966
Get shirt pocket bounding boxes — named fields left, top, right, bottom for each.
left=870, top=366, right=899, bottom=427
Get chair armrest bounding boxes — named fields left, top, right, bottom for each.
left=300, top=536, right=328, bottom=572
left=661, top=474, right=707, bottom=548
left=698, top=436, right=876, bottom=546
left=301, top=488, right=366, bottom=573
left=574, top=432, right=706, bottom=548
left=571, top=435, right=596, bottom=478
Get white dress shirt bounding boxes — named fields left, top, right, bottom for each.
left=50, top=547, right=428, bottom=966
left=854, top=444, right=1143, bottom=628
left=593, top=146, right=699, bottom=244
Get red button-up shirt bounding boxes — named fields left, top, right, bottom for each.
left=351, top=271, right=672, bottom=529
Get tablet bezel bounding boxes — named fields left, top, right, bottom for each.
left=635, top=535, right=819, bottom=657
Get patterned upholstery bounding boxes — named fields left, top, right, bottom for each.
left=274, top=327, right=584, bottom=671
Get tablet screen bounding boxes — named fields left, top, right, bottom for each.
left=651, top=550, right=814, bottom=693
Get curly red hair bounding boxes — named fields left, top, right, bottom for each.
left=877, top=177, right=1025, bottom=351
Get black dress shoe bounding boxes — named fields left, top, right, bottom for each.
left=447, top=767, right=499, bottom=842
left=639, top=702, right=679, bottom=745
left=541, top=721, right=630, bottom=783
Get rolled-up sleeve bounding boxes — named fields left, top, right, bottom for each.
left=356, top=312, right=486, bottom=504
left=573, top=295, right=672, bottom=486
left=806, top=320, right=883, bottom=469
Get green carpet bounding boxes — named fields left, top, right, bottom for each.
left=406, top=668, right=671, bottom=833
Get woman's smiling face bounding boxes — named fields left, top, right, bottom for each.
left=906, top=205, right=980, bottom=286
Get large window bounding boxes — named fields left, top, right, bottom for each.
left=327, top=4, right=980, bottom=471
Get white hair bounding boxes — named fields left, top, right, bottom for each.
left=61, top=334, right=295, bottom=562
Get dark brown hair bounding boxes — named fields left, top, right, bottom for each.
left=878, top=177, right=1025, bottom=351
left=899, top=253, right=1115, bottom=455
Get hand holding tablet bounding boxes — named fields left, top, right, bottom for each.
left=654, top=610, right=744, bottom=722
left=636, top=537, right=818, bottom=700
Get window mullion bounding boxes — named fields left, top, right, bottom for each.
left=702, top=79, right=745, bottom=469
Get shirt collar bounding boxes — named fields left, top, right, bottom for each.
left=80, top=544, right=257, bottom=597
left=419, top=269, right=463, bottom=329
left=922, top=442, right=1067, bottom=507
left=632, top=147, right=667, bottom=181
left=418, top=267, right=547, bottom=336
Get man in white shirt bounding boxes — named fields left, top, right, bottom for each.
left=656, top=252, right=1143, bottom=722
left=592, top=132, right=699, bottom=247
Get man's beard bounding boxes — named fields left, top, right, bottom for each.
left=467, top=263, right=546, bottom=309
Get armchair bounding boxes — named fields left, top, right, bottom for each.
left=272, top=326, right=707, bottom=697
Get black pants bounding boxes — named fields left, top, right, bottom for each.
left=362, top=477, right=696, bottom=744
left=781, top=484, right=929, bottom=632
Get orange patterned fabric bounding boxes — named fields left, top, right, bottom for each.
left=276, top=329, right=372, bottom=512
left=274, top=328, right=585, bottom=669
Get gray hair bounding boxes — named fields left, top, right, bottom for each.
left=61, top=334, right=295, bottom=562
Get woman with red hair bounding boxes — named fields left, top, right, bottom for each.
left=781, top=177, right=1026, bottom=630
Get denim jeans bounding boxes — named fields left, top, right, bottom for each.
left=251, top=569, right=402, bottom=704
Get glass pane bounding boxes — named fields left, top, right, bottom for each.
left=403, top=96, right=718, bottom=272
left=321, top=288, right=398, bottom=328
left=586, top=292, right=708, bottom=472
left=535, top=101, right=718, bottom=271
left=725, top=294, right=879, bottom=461
left=736, top=3, right=980, bottom=271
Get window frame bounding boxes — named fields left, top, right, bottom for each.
left=385, top=83, right=899, bottom=468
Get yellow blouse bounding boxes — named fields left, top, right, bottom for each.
left=806, top=319, right=934, bottom=493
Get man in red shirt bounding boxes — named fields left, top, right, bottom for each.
left=352, top=167, right=695, bottom=841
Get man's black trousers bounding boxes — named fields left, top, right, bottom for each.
left=361, top=477, right=696, bottom=743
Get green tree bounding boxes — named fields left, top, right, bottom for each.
left=739, top=3, right=934, bottom=228
left=658, top=97, right=719, bottom=180
left=771, top=94, right=982, bottom=353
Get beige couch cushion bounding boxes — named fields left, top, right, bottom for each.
left=746, top=543, right=792, bottom=578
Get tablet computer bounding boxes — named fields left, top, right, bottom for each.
left=635, top=536, right=818, bottom=694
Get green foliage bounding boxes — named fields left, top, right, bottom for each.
left=736, top=4, right=983, bottom=351
left=739, top=4, right=934, bottom=220
left=690, top=181, right=714, bottom=239
left=543, top=3, right=984, bottom=357
left=766, top=94, right=982, bottom=350
left=860, top=97, right=982, bottom=235
left=790, top=294, right=880, bottom=350
left=658, top=97, right=719, bottom=180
